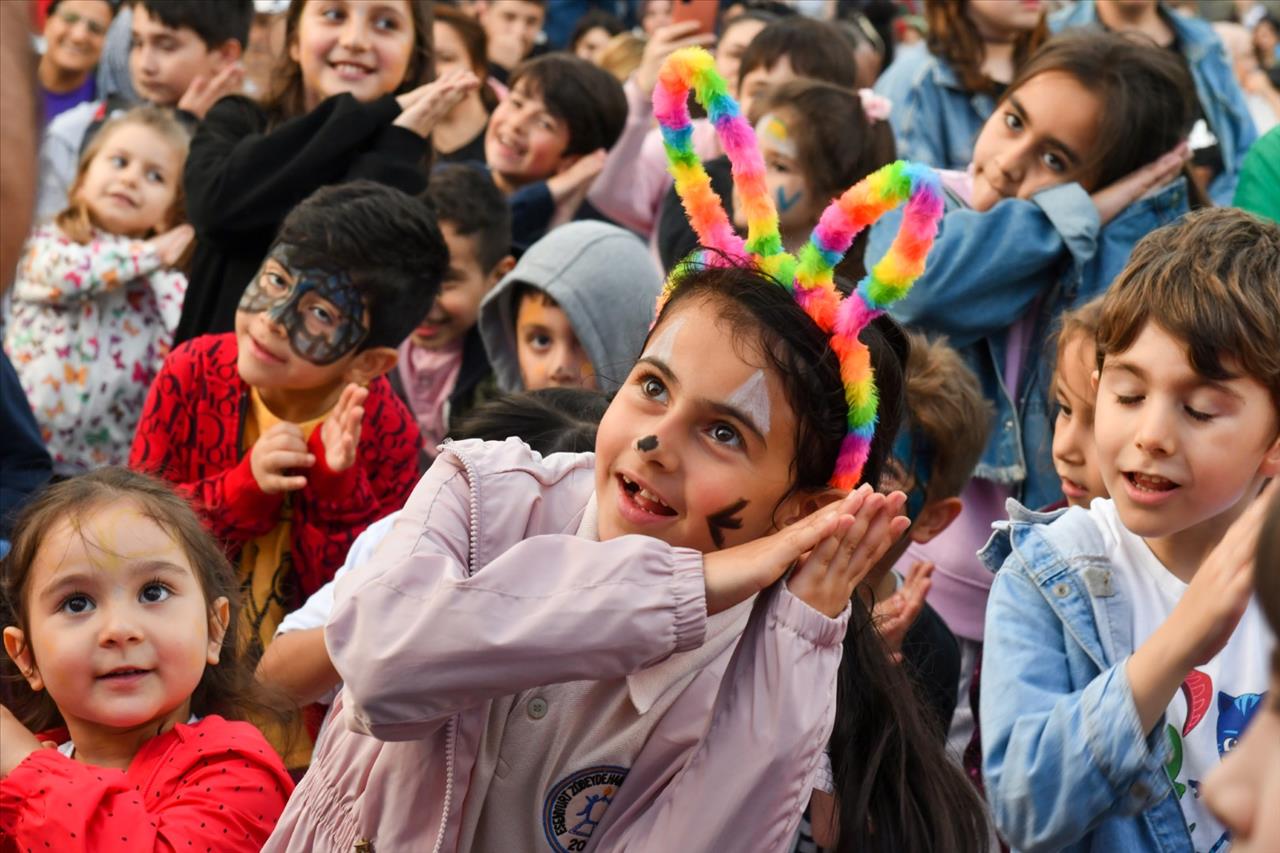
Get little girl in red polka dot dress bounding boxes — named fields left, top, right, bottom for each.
left=0, top=469, right=293, bottom=850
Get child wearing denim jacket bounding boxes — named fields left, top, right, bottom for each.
left=979, top=209, right=1280, bottom=852
left=865, top=33, right=1200, bottom=688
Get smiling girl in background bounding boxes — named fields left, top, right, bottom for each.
left=0, top=468, right=293, bottom=850
left=175, top=0, right=477, bottom=342
left=4, top=107, right=193, bottom=474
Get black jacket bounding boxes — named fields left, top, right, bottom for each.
left=176, top=93, right=429, bottom=342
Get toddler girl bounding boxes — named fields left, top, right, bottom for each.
left=1051, top=298, right=1107, bottom=509
left=0, top=467, right=293, bottom=848
left=4, top=106, right=193, bottom=474
left=177, top=0, right=477, bottom=340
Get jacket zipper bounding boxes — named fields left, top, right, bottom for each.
left=428, top=443, right=479, bottom=853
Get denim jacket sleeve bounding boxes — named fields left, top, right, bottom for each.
left=877, top=182, right=1098, bottom=348
left=980, top=546, right=1171, bottom=851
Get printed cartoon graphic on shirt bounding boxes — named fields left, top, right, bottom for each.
left=542, top=765, right=628, bottom=852
left=1216, top=690, right=1267, bottom=756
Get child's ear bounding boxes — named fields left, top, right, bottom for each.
left=775, top=486, right=846, bottom=528
left=3, top=627, right=43, bottom=692
left=1090, top=369, right=1100, bottom=392
left=487, top=255, right=516, bottom=289
left=206, top=596, right=230, bottom=666
left=1259, top=429, right=1280, bottom=479
left=345, top=346, right=399, bottom=385
left=909, top=496, right=963, bottom=545
left=215, top=39, right=244, bottom=65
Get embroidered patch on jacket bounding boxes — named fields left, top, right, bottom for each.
left=542, top=764, right=629, bottom=852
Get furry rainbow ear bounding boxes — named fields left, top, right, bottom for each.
left=654, top=47, right=944, bottom=490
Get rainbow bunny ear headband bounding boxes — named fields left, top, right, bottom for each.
left=653, top=46, right=944, bottom=490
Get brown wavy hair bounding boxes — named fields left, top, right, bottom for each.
left=924, top=0, right=1047, bottom=95
left=264, top=0, right=435, bottom=126
left=55, top=105, right=191, bottom=245
left=0, top=468, right=292, bottom=735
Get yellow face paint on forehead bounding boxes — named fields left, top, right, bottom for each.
left=756, top=113, right=798, bottom=160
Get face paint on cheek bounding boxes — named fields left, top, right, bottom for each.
left=725, top=369, right=770, bottom=436
left=775, top=186, right=804, bottom=213
left=707, top=498, right=749, bottom=550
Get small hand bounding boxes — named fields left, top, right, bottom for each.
left=873, top=561, right=934, bottom=663
left=787, top=490, right=911, bottom=618
left=547, top=149, right=607, bottom=203
left=1166, top=481, right=1272, bottom=670
left=147, top=224, right=195, bottom=267
left=177, top=62, right=245, bottom=119
left=635, top=21, right=717, bottom=96
left=320, top=383, right=368, bottom=473
left=0, top=704, right=43, bottom=777
left=394, top=69, right=480, bottom=138
left=1091, top=141, right=1189, bottom=225
left=702, top=485, right=875, bottom=615
left=250, top=421, right=313, bottom=493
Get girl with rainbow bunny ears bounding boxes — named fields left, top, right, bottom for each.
left=267, top=47, right=984, bottom=852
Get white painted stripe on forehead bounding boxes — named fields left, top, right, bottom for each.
left=644, top=315, right=686, bottom=365
left=726, top=369, right=771, bottom=437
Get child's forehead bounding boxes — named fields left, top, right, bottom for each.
left=33, top=502, right=191, bottom=580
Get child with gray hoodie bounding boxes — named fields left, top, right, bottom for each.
left=478, top=220, right=664, bottom=393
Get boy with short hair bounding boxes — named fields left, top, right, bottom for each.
left=869, top=331, right=993, bottom=733
left=131, top=181, right=446, bottom=656
left=36, top=0, right=252, bottom=220
left=482, top=53, right=628, bottom=247
left=477, top=0, right=547, bottom=85
left=477, top=220, right=662, bottom=393
left=980, top=208, right=1280, bottom=852
left=392, top=164, right=514, bottom=459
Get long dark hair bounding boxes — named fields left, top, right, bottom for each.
left=264, top=0, right=435, bottom=126
left=0, top=468, right=290, bottom=732
left=925, top=0, right=1047, bottom=95
left=655, top=260, right=990, bottom=850
left=1003, top=30, right=1205, bottom=201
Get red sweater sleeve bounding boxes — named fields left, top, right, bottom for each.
left=290, top=381, right=421, bottom=595
left=130, top=340, right=281, bottom=545
left=0, top=717, right=293, bottom=852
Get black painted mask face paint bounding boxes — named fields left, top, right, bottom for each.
left=636, top=435, right=659, bottom=452
left=238, top=245, right=369, bottom=366
left=707, top=498, right=749, bottom=550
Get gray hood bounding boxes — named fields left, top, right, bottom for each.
left=478, top=221, right=663, bottom=392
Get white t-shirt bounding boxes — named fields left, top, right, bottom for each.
left=1090, top=499, right=1274, bottom=852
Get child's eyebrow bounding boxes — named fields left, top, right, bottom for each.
left=39, top=561, right=190, bottom=599
left=1105, top=360, right=1245, bottom=400
left=1007, top=95, right=1084, bottom=169
left=637, top=357, right=767, bottom=443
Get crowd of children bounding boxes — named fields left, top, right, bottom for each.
left=1, top=1, right=1278, bottom=851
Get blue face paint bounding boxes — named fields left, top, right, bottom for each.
left=238, top=244, right=369, bottom=365
left=775, top=186, right=803, bottom=213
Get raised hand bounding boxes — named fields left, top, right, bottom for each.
left=1091, top=141, right=1190, bottom=225
left=320, top=383, right=368, bottom=473
left=702, top=485, right=876, bottom=615
left=177, top=62, right=245, bottom=119
left=394, top=69, right=480, bottom=139
left=636, top=20, right=717, bottom=96
left=873, top=561, right=935, bottom=663
left=786, top=490, right=911, bottom=618
left=146, top=224, right=195, bottom=267
left=250, top=422, right=313, bottom=494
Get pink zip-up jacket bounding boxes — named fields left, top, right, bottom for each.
left=266, top=438, right=848, bottom=852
